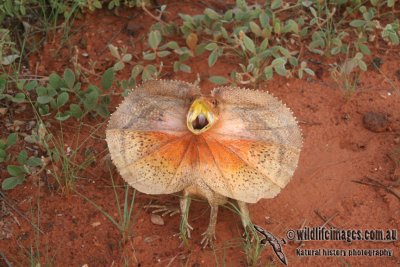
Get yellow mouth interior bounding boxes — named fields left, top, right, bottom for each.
left=187, top=99, right=215, bottom=134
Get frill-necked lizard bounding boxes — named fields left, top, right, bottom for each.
left=106, top=80, right=302, bottom=247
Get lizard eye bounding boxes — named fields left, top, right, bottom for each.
left=211, top=99, right=219, bottom=107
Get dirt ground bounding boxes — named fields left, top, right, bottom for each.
left=1, top=2, right=400, bottom=267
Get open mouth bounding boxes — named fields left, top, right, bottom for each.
left=187, top=98, right=215, bottom=134
left=192, top=113, right=209, bottom=130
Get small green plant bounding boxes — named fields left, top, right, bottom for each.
left=142, top=1, right=316, bottom=87
left=349, top=5, right=377, bottom=33
left=108, top=43, right=158, bottom=95
left=224, top=201, right=265, bottom=266
left=331, top=52, right=367, bottom=99
left=0, top=28, right=19, bottom=66
left=138, top=0, right=399, bottom=89
left=1, top=131, right=43, bottom=190
left=108, top=0, right=152, bottom=9
left=0, top=132, right=17, bottom=163
left=1, top=64, right=115, bottom=191
left=109, top=41, right=162, bottom=95
left=0, top=0, right=28, bottom=24
left=381, top=22, right=400, bottom=45
left=0, top=67, right=115, bottom=121
left=109, top=44, right=133, bottom=71
left=32, top=68, right=113, bottom=120
left=0, top=64, right=116, bottom=190
left=2, top=149, right=42, bottom=190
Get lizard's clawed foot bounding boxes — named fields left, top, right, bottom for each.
left=175, top=222, right=193, bottom=247
left=200, top=228, right=216, bottom=248
left=144, top=204, right=180, bottom=216
left=242, top=224, right=255, bottom=237
left=174, top=221, right=193, bottom=238
left=180, top=221, right=193, bottom=239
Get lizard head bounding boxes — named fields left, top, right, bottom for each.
left=187, top=97, right=219, bottom=135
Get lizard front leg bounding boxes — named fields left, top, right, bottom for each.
left=237, top=200, right=251, bottom=230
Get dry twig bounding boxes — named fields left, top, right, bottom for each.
left=0, top=251, right=12, bottom=267
left=0, top=191, right=44, bottom=234
left=314, top=209, right=338, bottom=228
left=352, top=176, right=400, bottom=201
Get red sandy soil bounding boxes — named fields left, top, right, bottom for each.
left=1, top=2, right=400, bottom=267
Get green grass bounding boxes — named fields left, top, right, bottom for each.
left=179, top=195, right=192, bottom=247
left=47, top=121, right=104, bottom=192
left=16, top=189, right=55, bottom=267
left=224, top=201, right=266, bottom=266
left=74, top=165, right=139, bottom=244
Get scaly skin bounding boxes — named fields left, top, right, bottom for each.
left=106, top=80, right=302, bottom=247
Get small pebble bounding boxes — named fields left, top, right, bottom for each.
left=126, top=21, right=142, bottom=36
left=0, top=107, right=8, bottom=115
left=91, top=222, right=101, bottom=227
left=150, top=214, right=164, bottom=225
left=395, top=70, right=400, bottom=81
left=362, top=112, right=389, bottom=133
left=372, top=57, right=383, bottom=70
left=144, top=235, right=160, bottom=243
left=133, top=235, right=142, bottom=246
left=394, top=137, right=400, bottom=144
left=15, top=104, right=27, bottom=114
